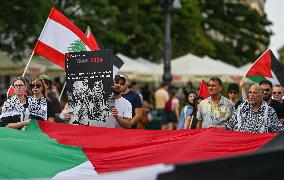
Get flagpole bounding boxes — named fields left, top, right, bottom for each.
left=21, top=8, right=53, bottom=78
left=58, top=81, right=66, bottom=102
left=21, top=50, right=35, bottom=77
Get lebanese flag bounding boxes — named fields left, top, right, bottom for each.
left=34, top=7, right=93, bottom=69
left=198, top=80, right=210, bottom=98
left=0, top=120, right=278, bottom=179
left=245, top=49, right=284, bottom=85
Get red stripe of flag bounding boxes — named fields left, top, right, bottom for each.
left=35, top=41, right=65, bottom=68
left=38, top=121, right=275, bottom=173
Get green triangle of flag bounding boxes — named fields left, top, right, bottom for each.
left=0, top=120, right=88, bottom=179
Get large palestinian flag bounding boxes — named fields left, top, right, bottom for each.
left=0, top=120, right=283, bottom=179
left=245, top=49, right=284, bottom=85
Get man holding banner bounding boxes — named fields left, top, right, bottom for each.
left=112, top=75, right=132, bottom=129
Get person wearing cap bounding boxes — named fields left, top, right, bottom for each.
left=227, top=83, right=242, bottom=109
left=39, top=74, right=62, bottom=121
left=112, top=75, right=132, bottom=128
left=120, top=73, right=143, bottom=129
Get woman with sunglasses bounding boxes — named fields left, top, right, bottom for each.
left=29, top=77, right=55, bottom=122
left=0, top=77, right=32, bottom=129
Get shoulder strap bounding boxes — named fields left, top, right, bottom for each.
left=184, top=106, right=188, bottom=119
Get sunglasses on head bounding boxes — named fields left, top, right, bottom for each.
left=30, top=84, right=42, bottom=89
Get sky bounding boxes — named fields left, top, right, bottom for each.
left=265, top=0, right=284, bottom=57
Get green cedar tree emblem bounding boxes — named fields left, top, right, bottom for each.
left=67, top=40, right=87, bottom=52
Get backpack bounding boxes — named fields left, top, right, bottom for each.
left=164, top=98, right=172, bottom=112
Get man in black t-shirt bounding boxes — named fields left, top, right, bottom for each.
left=260, top=80, right=284, bottom=123
left=120, top=74, right=143, bottom=129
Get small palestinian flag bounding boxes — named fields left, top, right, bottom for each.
left=245, top=49, right=284, bottom=85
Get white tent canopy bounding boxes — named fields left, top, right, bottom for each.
left=168, top=53, right=245, bottom=83
left=117, top=53, right=162, bottom=82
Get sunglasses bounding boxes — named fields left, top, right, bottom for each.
left=273, top=91, right=282, bottom=95
left=13, top=84, right=24, bottom=88
left=30, top=84, right=42, bottom=89
left=229, top=91, right=237, bottom=94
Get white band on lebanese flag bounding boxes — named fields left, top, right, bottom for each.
left=39, top=18, right=91, bottom=54
left=47, top=7, right=92, bottom=49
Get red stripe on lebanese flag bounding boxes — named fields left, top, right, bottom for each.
left=37, top=121, right=275, bottom=174
left=35, top=41, right=65, bottom=68
left=34, top=7, right=93, bottom=68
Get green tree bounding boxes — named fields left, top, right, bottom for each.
left=0, top=0, right=273, bottom=67
left=0, top=1, right=51, bottom=60
left=0, top=0, right=213, bottom=63
left=278, top=45, right=284, bottom=65
left=199, top=0, right=272, bottom=66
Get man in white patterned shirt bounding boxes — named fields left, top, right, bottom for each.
left=224, top=84, right=284, bottom=133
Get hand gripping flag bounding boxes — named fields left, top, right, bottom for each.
left=245, top=49, right=284, bottom=85
left=34, top=7, right=93, bottom=68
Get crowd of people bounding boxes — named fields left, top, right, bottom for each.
left=1, top=74, right=284, bottom=133
left=154, top=76, right=284, bottom=133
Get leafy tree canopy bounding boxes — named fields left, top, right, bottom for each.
left=0, top=0, right=272, bottom=66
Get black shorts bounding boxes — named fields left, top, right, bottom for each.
left=164, top=111, right=177, bottom=123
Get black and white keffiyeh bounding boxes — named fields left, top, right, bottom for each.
left=225, top=100, right=284, bottom=133
left=0, top=95, right=31, bottom=121
left=29, top=96, right=48, bottom=120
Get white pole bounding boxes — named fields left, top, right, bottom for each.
left=58, top=81, right=66, bottom=102
left=21, top=50, right=35, bottom=77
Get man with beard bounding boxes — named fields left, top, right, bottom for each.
left=224, top=84, right=284, bottom=133
left=259, top=80, right=284, bottom=123
left=196, top=77, right=234, bottom=128
left=112, top=75, right=132, bottom=128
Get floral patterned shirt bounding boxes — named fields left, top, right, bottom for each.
left=197, top=96, right=234, bottom=128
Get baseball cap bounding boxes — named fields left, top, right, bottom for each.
left=39, top=74, right=52, bottom=82
left=114, top=74, right=126, bottom=84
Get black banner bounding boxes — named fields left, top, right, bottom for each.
left=65, top=50, right=116, bottom=127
